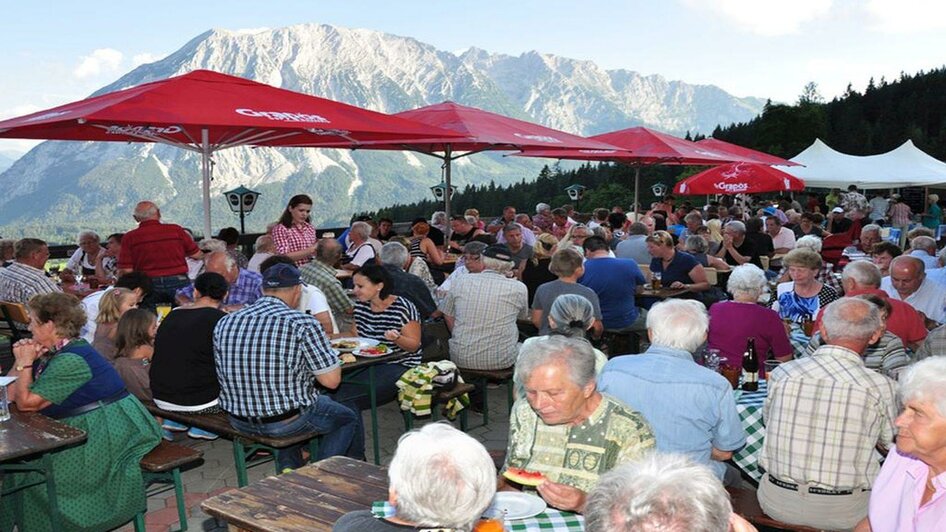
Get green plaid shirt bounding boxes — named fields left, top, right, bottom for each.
left=300, top=260, right=353, bottom=317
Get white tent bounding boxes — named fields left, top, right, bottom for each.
left=785, top=139, right=946, bottom=189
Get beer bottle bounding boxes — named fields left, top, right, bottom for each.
left=742, top=337, right=759, bottom=391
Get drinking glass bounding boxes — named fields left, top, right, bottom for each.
left=0, top=385, right=10, bottom=422
left=652, top=272, right=663, bottom=290
left=703, top=348, right=722, bottom=373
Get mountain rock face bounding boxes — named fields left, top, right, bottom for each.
left=0, top=24, right=765, bottom=237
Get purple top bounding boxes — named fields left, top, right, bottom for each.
left=707, top=301, right=792, bottom=373
left=868, top=445, right=946, bottom=531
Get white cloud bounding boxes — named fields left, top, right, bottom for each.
left=73, top=48, right=124, bottom=79
left=132, top=52, right=166, bottom=67
left=683, top=0, right=833, bottom=36
left=864, top=0, right=946, bottom=33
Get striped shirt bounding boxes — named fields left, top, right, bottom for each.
left=889, top=202, right=913, bottom=226
left=271, top=222, right=316, bottom=266
left=213, top=296, right=339, bottom=417
left=761, top=345, right=898, bottom=490
left=0, top=262, right=61, bottom=304
left=803, top=331, right=911, bottom=380
left=353, top=297, right=421, bottom=367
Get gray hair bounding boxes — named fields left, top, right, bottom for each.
left=898, top=356, right=946, bottom=418
left=350, top=221, right=371, bottom=240
left=430, top=211, right=447, bottom=225
left=133, top=201, right=159, bottom=221
left=841, top=261, right=882, bottom=288
left=861, top=224, right=881, bottom=237
left=482, top=256, right=514, bottom=274
left=388, top=423, right=496, bottom=530
left=205, top=250, right=237, bottom=273
left=911, top=235, right=937, bottom=252
left=585, top=453, right=732, bottom=532
left=628, top=222, right=648, bottom=236
left=684, top=235, right=708, bottom=255
left=795, top=235, right=823, bottom=253
left=380, top=241, right=409, bottom=269
left=726, top=264, right=767, bottom=300
left=315, top=238, right=342, bottom=264
left=462, top=241, right=487, bottom=256
left=197, top=238, right=227, bottom=253
left=536, top=202, right=551, bottom=214
left=502, top=223, right=522, bottom=235
left=515, top=335, right=596, bottom=389
left=684, top=212, right=703, bottom=225
left=646, top=299, right=708, bottom=353
left=821, top=298, right=882, bottom=344
left=77, top=230, right=100, bottom=243
left=253, top=234, right=274, bottom=253
left=548, top=294, right=595, bottom=338
left=724, top=221, right=746, bottom=234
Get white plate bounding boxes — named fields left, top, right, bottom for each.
left=484, top=492, right=547, bottom=520
left=331, top=337, right=379, bottom=353
left=352, top=346, right=392, bottom=358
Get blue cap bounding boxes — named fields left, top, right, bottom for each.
left=262, top=263, right=302, bottom=288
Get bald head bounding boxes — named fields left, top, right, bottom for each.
left=889, top=255, right=925, bottom=298
left=134, top=201, right=160, bottom=222
left=205, top=251, right=238, bottom=283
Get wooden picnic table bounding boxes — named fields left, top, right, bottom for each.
left=638, top=287, right=689, bottom=299
left=201, top=456, right=388, bottom=532
left=1, top=406, right=88, bottom=530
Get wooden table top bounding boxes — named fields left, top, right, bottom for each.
left=341, top=351, right=409, bottom=372
left=201, top=456, right=388, bottom=532
left=639, top=287, right=689, bottom=299
left=0, top=407, right=87, bottom=462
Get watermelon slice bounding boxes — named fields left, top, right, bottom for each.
left=502, top=466, right=546, bottom=487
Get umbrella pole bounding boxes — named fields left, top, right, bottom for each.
left=633, top=166, right=641, bottom=216
left=201, top=129, right=212, bottom=239
left=444, top=146, right=453, bottom=245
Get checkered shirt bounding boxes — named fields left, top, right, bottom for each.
left=889, top=202, right=913, bottom=226
left=440, top=270, right=528, bottom=370
left=916, top=323, right=946, bottom=359
left=761, top=345, right=898, bottom=490
left=213, top=296, right=339, bottom=417
left=802, top=331, right=911, bottom=380
left=372, top=502, right=585, bottom=532
left=0, top=262, right=61, bottom=304
left=300, top=260, right=354, bottom=317
left=271, top=222, right=316, bottom=266
left=176, top=268, right=263, bottom=306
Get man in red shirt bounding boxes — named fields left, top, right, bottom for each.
left=118, top=201, right=202, bottom=304
left=814, top=261, right=927, bottom=351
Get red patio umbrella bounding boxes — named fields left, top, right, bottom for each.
left=696, top=138, right=801, bottom=167
left=0, top=70, right=465, bottom=236
left=301, top=101, right=625, bottom=237
left=673, top=162, right=806, bottom=195
left=514, top=126, right=741, bottom=212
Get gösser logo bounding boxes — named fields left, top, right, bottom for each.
left=236, top=108, right=331, bottom=124
left=105, top=125, right=183, bottom=136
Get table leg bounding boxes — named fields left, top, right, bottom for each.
left=368, top=365, right=380, bottom=465
left=232, top=441, right=249, bottom=487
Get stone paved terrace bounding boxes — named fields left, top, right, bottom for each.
left=115, top=388, right=512, bottom=531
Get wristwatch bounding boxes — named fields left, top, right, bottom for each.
left=15, top=364, right=32, bottom=372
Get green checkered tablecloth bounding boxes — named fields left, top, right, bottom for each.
left=372, top=501, right=585, bottom=531
left=732, top=379, right=768, bottom=481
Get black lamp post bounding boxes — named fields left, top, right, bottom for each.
left=223, top=185, right=261, bottom=234
left=564, top=184, right=587, bottom=212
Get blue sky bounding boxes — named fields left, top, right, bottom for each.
left=2, top=0, right=945, bottom=154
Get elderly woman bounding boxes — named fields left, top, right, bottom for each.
left=333, top=423, right=496, bottom=532
left=272, top=194, right=317, bottom=266
left=920, top=193, right=943, bottom=230
left=61, top=230, right=105, bottom=282
left=708, top=264, right=792, bottom=370
left=533, top=202, right=554, bottom=233
left=646, top=230, right=710, bottom=293
left=856, top=356, right=946, bottom=531
left=2, top=292, right=161, bottom=531
left=407, top=217, right=444, bottom=266
left=685, top=235, right=731, bottom=271
left=771, top=248, right=840, bottom=323
left=871, top=241, right=903, bottom=277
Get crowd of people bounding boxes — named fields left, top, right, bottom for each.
left=0, top=186, right=944, bottom=531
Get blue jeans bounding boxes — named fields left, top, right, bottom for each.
left=329, top=363, right=409, bottom=460
left=148, top=274, right=191, bottom=305
left=228, top=396, right=359, bottom=470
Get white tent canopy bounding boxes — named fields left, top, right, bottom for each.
left=785, top=139, right=946, bottom=189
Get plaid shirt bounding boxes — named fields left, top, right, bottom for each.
left=300, top=260, right=354, bottom=317
left=0, top=262, right=61, bottom=304
left=213, top=296, right=339, bottom=417
left=802, top=331, right=911, bottom=380
left=271, top=222, right=316, bottom=266
left=889, top=202, right=913, bottom=226
left=176, top=268, right=262, bottom=306
left=916, top=323, right=946, bottom=359
left=440, top=270, right=528, bottom=370
left=762, top=345, right=898, bottom=490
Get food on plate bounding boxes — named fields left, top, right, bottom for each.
left=357, top=345, right=390, bottom=356
left=331, top=340, right=360, bottom=351
left=502, top=467, right=546, bottom=487
left=339, top=353, right=357, bottom=364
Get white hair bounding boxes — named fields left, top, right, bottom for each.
left=350, top=221, right=371, bottom=240
left=899, top=356, right=946, bottom=418
left=536, top=202, right=551, bottom=214
left=724, top=221, right=746, bottom=234
left=205, top=250, right=237, bottom=273
left=515, top=335, right=597, bottom=389
left=861, top=224, right=881, bottom=236
left=725, top=264, right=768, bottom=300
left=841, top=261, right=882, bottom=288
left=388, top=423, right=496, bottom=530
left=253, top=234, right=274, bottom=253
left=430, top=211, right=447, bottom=225
left=585, top=453, right=732, bottom=532
left=481, top=255, right=514, bottom=274
left=77, top=230, right=100, bottom=243
left=795, top=235, right=823, bottom=253
left=821, top=298, right=881, bottom=344
left=911, top=235, right=936, bottom=252
left=646, top=299, right=708, bottom=354
left=197, top=238, right=227, bottom=253
left=379, top=241, right=409, bottom=269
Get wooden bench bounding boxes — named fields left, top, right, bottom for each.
left=133, top=441, right=203, bottom=532
left=144, top=403, right=321, bottom=487
left=728, top=486, right=825, bottom=532
left=458, top=367, right=515, bottom=426
left=1, top=301, right=30, bottom=342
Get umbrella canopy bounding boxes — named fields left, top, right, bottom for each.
left=696, top=138, right=801, bottom=167
left=673, top=162, right=806, bottom=196
left=0, top=70, right=465, bottom=236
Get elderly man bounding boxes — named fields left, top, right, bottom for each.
left=855, top=356, right=946, bottom=531
left=247, top=234, right=275, bottom=273
left=61, top=230, right=105, bottom=282
left=615, top=222, right=651, bottom=265
left=334, top=424, right=496, bottom=531
left=214, top=263, right=359, bottom=470
left=598, top=299, right=746, bottom=485
left=759, top=298, right=898, bottom=530
left=715, top=221, right=763, bottom=268
left=441, top=243, right=528, bottom=371
left=516, top=213, right=540, bottom=235
left=580, top=236, right=646, bottom=332
left=377, top=242, right=435, bottom=319
left=300, top=239, right=355, bottom=322
left=0, top=238, right=60, bottom=304
left=881, top=255, right=946, bottom=325
left=855, top=224, right=882, bottom=255
left=532, top=248, right=603, bottom=336
left=813, top=261, right=927, bottom=350
left=175, top=251, right=262, bottom=309
left=503, top=335, right=655, bottom=512
left=487, top=205, right=517, bottom=234
left=342, top=221, right=376, bottom=271
left=764, top=216, right=796, bottom=255
left=585, top=454, right=758, bottom=532
left=676, top=212, right=704, bottom=245
left=118, top=201, right=202, bottom=303
left=533, top=203, right=554, bottom=233
left=907, top=235, right=940, bottom=270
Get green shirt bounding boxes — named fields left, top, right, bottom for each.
left=299, top=259, right=354, bottom=316
left=505, top=394, right=655, bottom=493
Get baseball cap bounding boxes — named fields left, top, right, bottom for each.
left=831, top=207, right=844, bottom=214
left=483, top=244, right=513, bottom=262
left=262, top=263, right=302, bottom=288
